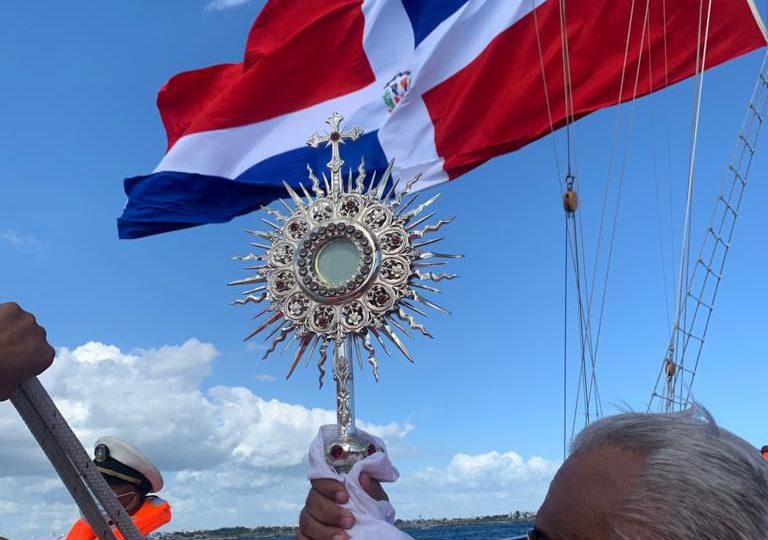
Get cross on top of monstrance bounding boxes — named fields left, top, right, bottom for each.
left=307, top=111, right=363, bottom=191
left=230, top=112, right=461, bottom=472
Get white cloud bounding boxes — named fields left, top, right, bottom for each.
left=0, top=229, right=40, bottom=248
left=0, top=339, right=554, bottom=538
left=204, top=0, right=253, bottom=12
left=388, top=451, right=560, bottom=520
left=69, top=342, right=136, bottom=365
left=414, top=450, right=558, bottom=489
left=254, top=373, right=277, bottom=382
left=0, top=339, right=413, bottom=537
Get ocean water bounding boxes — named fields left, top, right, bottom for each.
left=404, top=522, right=533, bottom=539
left=252, top=522, right=533, bottom=539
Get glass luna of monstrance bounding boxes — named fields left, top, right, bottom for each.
left=229, top=113, right=461, bottom=472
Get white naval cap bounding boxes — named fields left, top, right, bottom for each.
left=93, top=436, right=164, bottom=493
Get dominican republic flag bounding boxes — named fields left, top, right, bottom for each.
left=118, top=0, right=767, bottom=239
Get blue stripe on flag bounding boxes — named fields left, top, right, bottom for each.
left=401, top=0, right=468, bottom=47
left=118, top=131, right=390, bottom=239
left=235, top=130, right=388, bottom=186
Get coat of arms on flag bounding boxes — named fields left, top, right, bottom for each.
left=383, top=71, right=412, bottom=112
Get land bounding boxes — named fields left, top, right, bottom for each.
left=152, top=512, right=536, bottom=540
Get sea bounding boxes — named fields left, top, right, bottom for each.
left=403, top=522, right=532, bottom=539
left=250, top=522, right=533, bottom=539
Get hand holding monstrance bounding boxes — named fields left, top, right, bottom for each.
left=229, top=112, right=460, bottom=536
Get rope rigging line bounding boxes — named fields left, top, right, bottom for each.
left=650, top=0, right=710, bottom=413
left=573, top=213, right=596, bottom=422
left=647, top=1, right=674, bottom=332
left=585, top=0, right=640, bottom=316
left=661, top=0, right=678, bottom=323
left=563, top=214, right=569, bottom=459
left=532, top=0, right=584, bottom=444
left=555, top=0, right=606, bottom=433
left=683, top=0, right=711, bottom=353
left=531, top=0, right=565, bottom=193
left=588, top=0, right=652, bottom=364
left=531, top=0, right=590, bottom=435
left=567, top=0, right=646, bottom=427
left=554, top=0, right=658, bottom=433
left=677, top=54, right=768, bottom=408
left=530, top=0, right=584, bottom=441
left=566, top=225, right=593, bottom=434
left=575, top=0, right=653, bottom=429
left=567, top=208, right=593, bottom=436
left=648, top=55, right=768, bottom=413
left=558, top=0, right=576, bottom=177
left=564, top=189, right=608, bottom=432
left=10, top=377, right=145, bottom=540
left=559, top=1, right=593, bottom=383
left=664, top=0, right=712, bottom=412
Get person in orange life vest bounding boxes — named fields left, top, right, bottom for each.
left=65, top=436, right=171, bottom=540
left=762, top=445, right=768, bottom=461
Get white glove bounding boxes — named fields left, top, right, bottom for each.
left=308, top=425, right=414, bottom=540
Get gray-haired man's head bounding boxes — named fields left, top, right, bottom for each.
left=534, top=408, right=768, bottom=539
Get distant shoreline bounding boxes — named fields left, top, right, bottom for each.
left=153, top=513, right=536, bottom=540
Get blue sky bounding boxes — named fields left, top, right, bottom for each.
left=1, top=0, right=768, bottom=536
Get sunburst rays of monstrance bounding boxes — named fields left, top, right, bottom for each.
left=229, top=113, right=461, bottom=472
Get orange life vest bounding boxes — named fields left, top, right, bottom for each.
left=65, top=496, right=171, bottom=540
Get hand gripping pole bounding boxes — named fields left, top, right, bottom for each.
left=10, top=377, right=144, bottom=540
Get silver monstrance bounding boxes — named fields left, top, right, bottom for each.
left=230, top=113, right=460, bottom=472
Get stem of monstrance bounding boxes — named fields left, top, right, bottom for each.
left=325, top=339, right=376, bottom=473
left=334, top=341, right=356, bottom=438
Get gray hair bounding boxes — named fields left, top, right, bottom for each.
left=571, top=407, right=768, bottom=540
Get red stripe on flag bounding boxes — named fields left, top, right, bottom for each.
left=157, top=63, right=241, bottom=151
left=425, top=0, right=767, bottom=179
left=158, top=0, right=375, bottom=151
